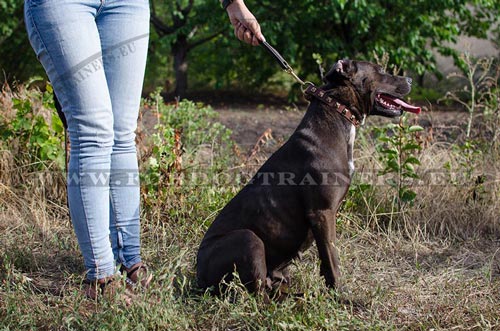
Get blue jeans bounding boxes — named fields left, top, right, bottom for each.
left=25, top=0, right=150, bottom=280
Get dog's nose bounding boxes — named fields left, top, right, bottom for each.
left=406, top=77, right=412, bottom=85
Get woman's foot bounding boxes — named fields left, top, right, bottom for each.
left=84, top=276, right=134, bottom=306
left=121, top=262, right=153, bottom=291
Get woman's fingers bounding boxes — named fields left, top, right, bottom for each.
left=245, top=18, right=264, bottom=44
left=234, top=21, right=263, bottom=46
left=226, top=1, right=265, bottom=46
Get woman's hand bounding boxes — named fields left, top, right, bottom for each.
left=225, top=0, right=265, bottom=46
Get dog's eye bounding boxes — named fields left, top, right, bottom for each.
left=362, top=78, right=368, bottom=85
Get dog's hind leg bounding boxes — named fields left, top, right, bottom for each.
left=197, top=229, right=267, bottom=293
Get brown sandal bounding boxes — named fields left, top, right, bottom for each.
left=84, top=276, right=134, bottom=306
left=120, top=262, right=153, bottom=291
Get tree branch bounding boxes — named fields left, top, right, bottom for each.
left=188, top=29, right=225, bottom=51
left=150, top=0, right=194, bottom=37
left=180, top=0, right=195, bottom=17
left=151, top=14, right=176, bottom=36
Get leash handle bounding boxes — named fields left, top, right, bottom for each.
left=261, top=41, right=290, bottom=70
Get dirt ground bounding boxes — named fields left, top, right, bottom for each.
left=216, top=106, right=303, bottom=150
left=213, top=103, right=470, bottom=154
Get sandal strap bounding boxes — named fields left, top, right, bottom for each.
left=120, top=262, right=152, bottom=290
left=120, top=262, right=147, bottom=278
left=128, top=264, right=147, bottom=278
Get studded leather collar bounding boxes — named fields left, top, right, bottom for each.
left=303, top=84, right=361, bottom=127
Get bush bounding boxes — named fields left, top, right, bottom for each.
left=138, top=90, right=239, bottom=226
left=0, top=83, right=65, bottom=171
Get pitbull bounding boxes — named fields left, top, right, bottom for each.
left=196, top=59, right=421, bottom=294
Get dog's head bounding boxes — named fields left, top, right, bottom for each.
left=323, top=59, right=420, bottom=118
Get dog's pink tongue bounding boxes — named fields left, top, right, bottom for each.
left=394, top=98, right=421, bottom=114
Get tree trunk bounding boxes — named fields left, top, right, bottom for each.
left=172, top=34, right=189, bottom=98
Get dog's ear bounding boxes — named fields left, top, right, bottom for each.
left=323, top=59, right=354, bottom=84
left=332, top=59, right=347, bottom=73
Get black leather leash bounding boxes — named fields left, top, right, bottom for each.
left=260, top=41, right=289, bottom=70
left=260, top=41, right=306, bottom=85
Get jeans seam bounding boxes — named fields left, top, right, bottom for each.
left=26, top=5, right=64, bottom=100
left=77, top=139, right=100, bottom=278
left=109, top=185, right=120, bottom=262
left=96, top=0, right=105, bottom=16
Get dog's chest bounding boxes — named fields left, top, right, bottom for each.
left=347, top=125, right=356, bottom=177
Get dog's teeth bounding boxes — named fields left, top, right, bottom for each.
left=378, top=96, right=402, bottom=110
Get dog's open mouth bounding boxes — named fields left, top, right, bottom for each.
left=376, top=94, right=421, bottom=114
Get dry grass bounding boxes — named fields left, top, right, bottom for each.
left=1, top=182, right=499, bottom=330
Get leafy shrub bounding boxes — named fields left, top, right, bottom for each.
left=0, top=83, right=65, bottom=171
left=139, top=90, right=238, bottom=220
left=375, top=118, right=423, bottom=208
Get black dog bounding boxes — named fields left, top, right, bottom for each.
left=196, top=59, right=420, bottom=294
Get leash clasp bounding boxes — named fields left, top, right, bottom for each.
left=285, top=67, right=306, bottom=86
left=300, top=81, right=315, bottom=93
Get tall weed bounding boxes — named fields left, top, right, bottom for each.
left=442, top=53, right=498, bottom=138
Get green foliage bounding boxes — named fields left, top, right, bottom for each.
left=409, top=86, right=443, bottom=103
left=146, top=0, right=229, bottom=95
left=140, top=90, right=236, bottom=210
left=2, top=0, right=498, bottom=94
left=341, top=117, right=424, bottom=231
left=193, top=0, right=499, bottom=91
left=0, top=0, right=19, bottom=37
left=375, top=117, right=423, bottom=208
left=343, top=180, right=376, bottom=220
left=0, top=0, right=43, bottom=81
left=0, top=84, right=65, bottom=170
